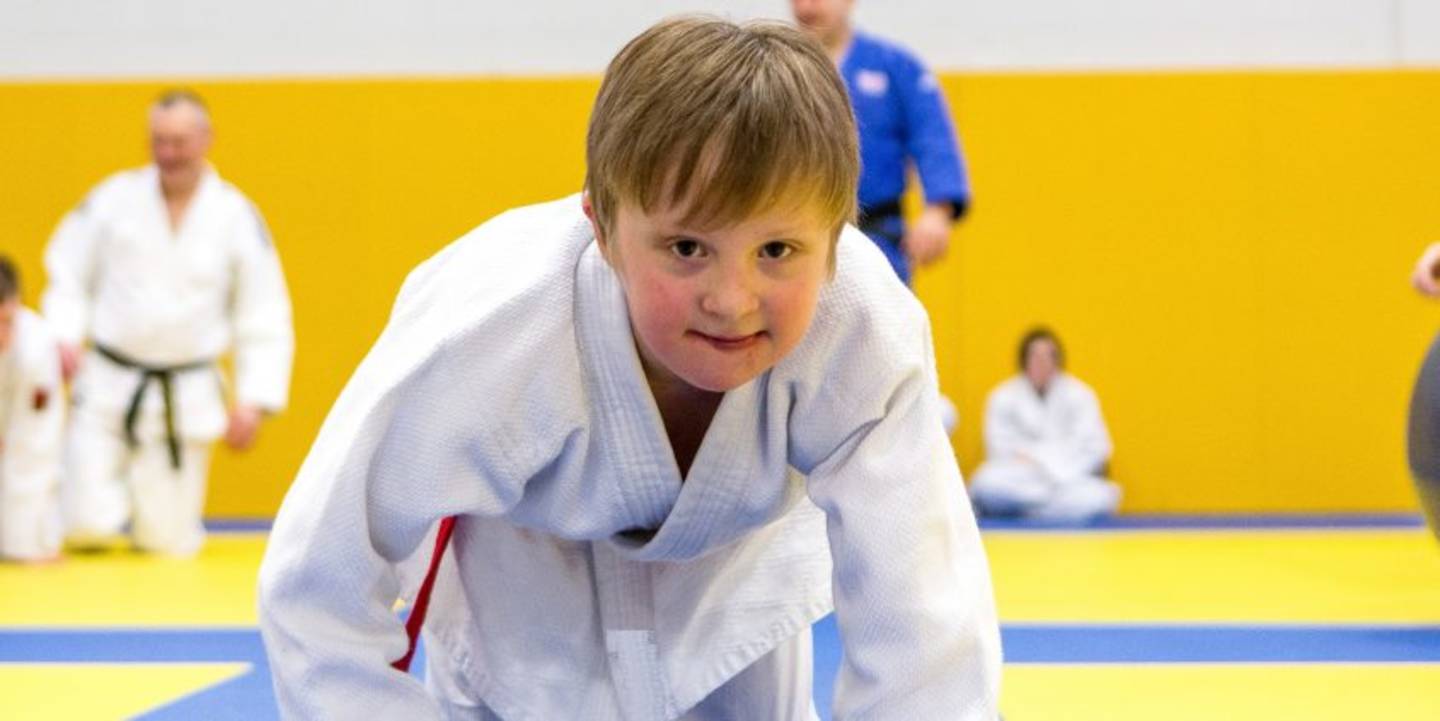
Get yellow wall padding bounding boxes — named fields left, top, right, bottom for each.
left=1, top=71, right=1436, bottom=515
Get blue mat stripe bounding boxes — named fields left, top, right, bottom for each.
left=998, top=623, right=1440, bottom=663
left=5, top=622, right=1438, bottom=721
left=0, top=628, right=265, bottom=663
left=203, top=514, right=1426, bottom=534
left=978, top=513, right=1425, bottom=531
left=204, top=518, right=273, bottom=532
left=205, top=512, right=1428, bottom=535
left=6, top=621, right=1438, bottom=665
left=137, top=667, right=277, bottom=721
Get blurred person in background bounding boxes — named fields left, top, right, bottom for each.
left=970, top=327, right=1119, bottom=522
left=0, top=256, right=65, bottom=563
left=792, top=0, right=971, bottom=285
left=1407, top=242, right=1440, bottom=541
left=42, top=89, right=293, bottom=557
left=793, top=0, right=970, bottom=434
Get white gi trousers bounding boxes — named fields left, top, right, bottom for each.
left=1, top=470, right=64, bottom=561
left=62, top=385, right=213, bottom=556
left=1, top=309, right=65, bottom=561
left=970, top=458, right=1120, bottom=522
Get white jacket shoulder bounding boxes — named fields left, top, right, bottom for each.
left=1054, top=373, right=1100, bottom=403
left=12, top=308, right=60, bottom=384
left=988, top=375, right=1031, bottom=404
left=781, top=225, right=939, bottom=469
left=77, top=168, right=149, bottom=215
left=388, top=195, right=590, bottom=333
left=213, top=176, right=261, bottom=214
left=790, top=225, right=929, bottom=369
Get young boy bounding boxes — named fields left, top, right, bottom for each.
left=0, top=256, right=65, bottom=563
left=259, top=17, right=1000, bottom=720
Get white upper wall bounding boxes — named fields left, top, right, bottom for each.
left=1398, top=0, right=1440, bottom=64
left=2, top=0, right=1437, bottom=78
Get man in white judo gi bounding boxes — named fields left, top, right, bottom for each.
left=970, top=327, right=1120, bottom=522
left=259, top=18, right=999, bottom=720
left=0, top=257, right=65, bottom=562
left=43, top=90, right=293, bottom=556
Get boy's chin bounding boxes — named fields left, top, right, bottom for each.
left=681, top=368, right=767, bottom=394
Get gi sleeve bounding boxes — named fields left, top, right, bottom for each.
left=804, top=319, right=1001, bottom=720
left=257, top=253, right=542, bottom=720
left=230, top=202, right=294, bottom=412
left=1, top=323, right=65, bottom=560
left=41, top=196, right=102, bottom=345
left=895, top=53, right=971, bottom=217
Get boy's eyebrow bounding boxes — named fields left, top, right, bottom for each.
left=756, top=225, right=821, bottom=242
left=648, top=205, right=822, bottom=240
left=659, top=228, right=815, bottom=243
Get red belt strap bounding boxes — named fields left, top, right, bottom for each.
left=392, top=515, right=458, bottom=672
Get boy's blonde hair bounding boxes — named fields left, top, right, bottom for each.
left=585, top=16, right=858, bottom=241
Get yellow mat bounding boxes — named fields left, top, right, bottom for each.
left=0, top=663, right=249, bottom=721
left=0, top=534, right=265, bottom=626
left=1002, top=663, right=1440, bottom=721
left=985, top=529, right=1440, bottom=622
left=5, top=529, right=1439, bottom=627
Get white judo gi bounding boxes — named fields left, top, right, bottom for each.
left=0, top=307, right=65, bottom=561
left=258, top=196, right=1001, bottom=720
left=43, top=164, right=293, bottom=555
left=969, top=373, right=1119, bottom=521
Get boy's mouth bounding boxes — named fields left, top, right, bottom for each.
left=691, top=330, right=765, bottom=351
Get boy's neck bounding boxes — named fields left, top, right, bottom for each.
left=641, top=361, right=724, bottom=480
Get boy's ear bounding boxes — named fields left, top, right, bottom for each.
left=581, top=192, right=609, bottom=259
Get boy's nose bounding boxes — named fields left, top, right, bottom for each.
left=700, top=273, right=761, bottom=320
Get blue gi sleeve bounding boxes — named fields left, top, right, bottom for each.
left=894, top=52, right=970, bottom=217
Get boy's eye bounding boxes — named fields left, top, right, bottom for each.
left=671, top=239, right=702, bottom=258
left=759, top=241, right=793, bottom=259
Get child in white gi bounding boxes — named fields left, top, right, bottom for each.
left=0, top=256, right=65, bottom=563
left=259, top=17, right=1000, bottom=720
left=970, top=327, right=1119, bottom=522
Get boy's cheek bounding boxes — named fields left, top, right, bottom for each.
left=778, top=285, right=825, bottom=341
left=628, top=280, right=691, bottom=331
left=634, top=270, right=693, bottom=311
left=775, top=280, right=824, bottom=316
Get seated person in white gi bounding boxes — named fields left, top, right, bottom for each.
left=0, top=256, right=65, bottom=563
left=258, top=18, right=999, bottom=721
left=970, top=327, right=1120, bottom=521
left=42, top=90, right=293, bottom=556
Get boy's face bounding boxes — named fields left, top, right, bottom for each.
left=588, top=197, right=833, bottom=394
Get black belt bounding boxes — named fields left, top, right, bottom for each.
left=858, top=199, right=904, bottom=245
left=94, top=344, right=213, bottom=470
left=859, top=197, right=970, bottom=226
left=859, top=199, right=903, bottom=225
